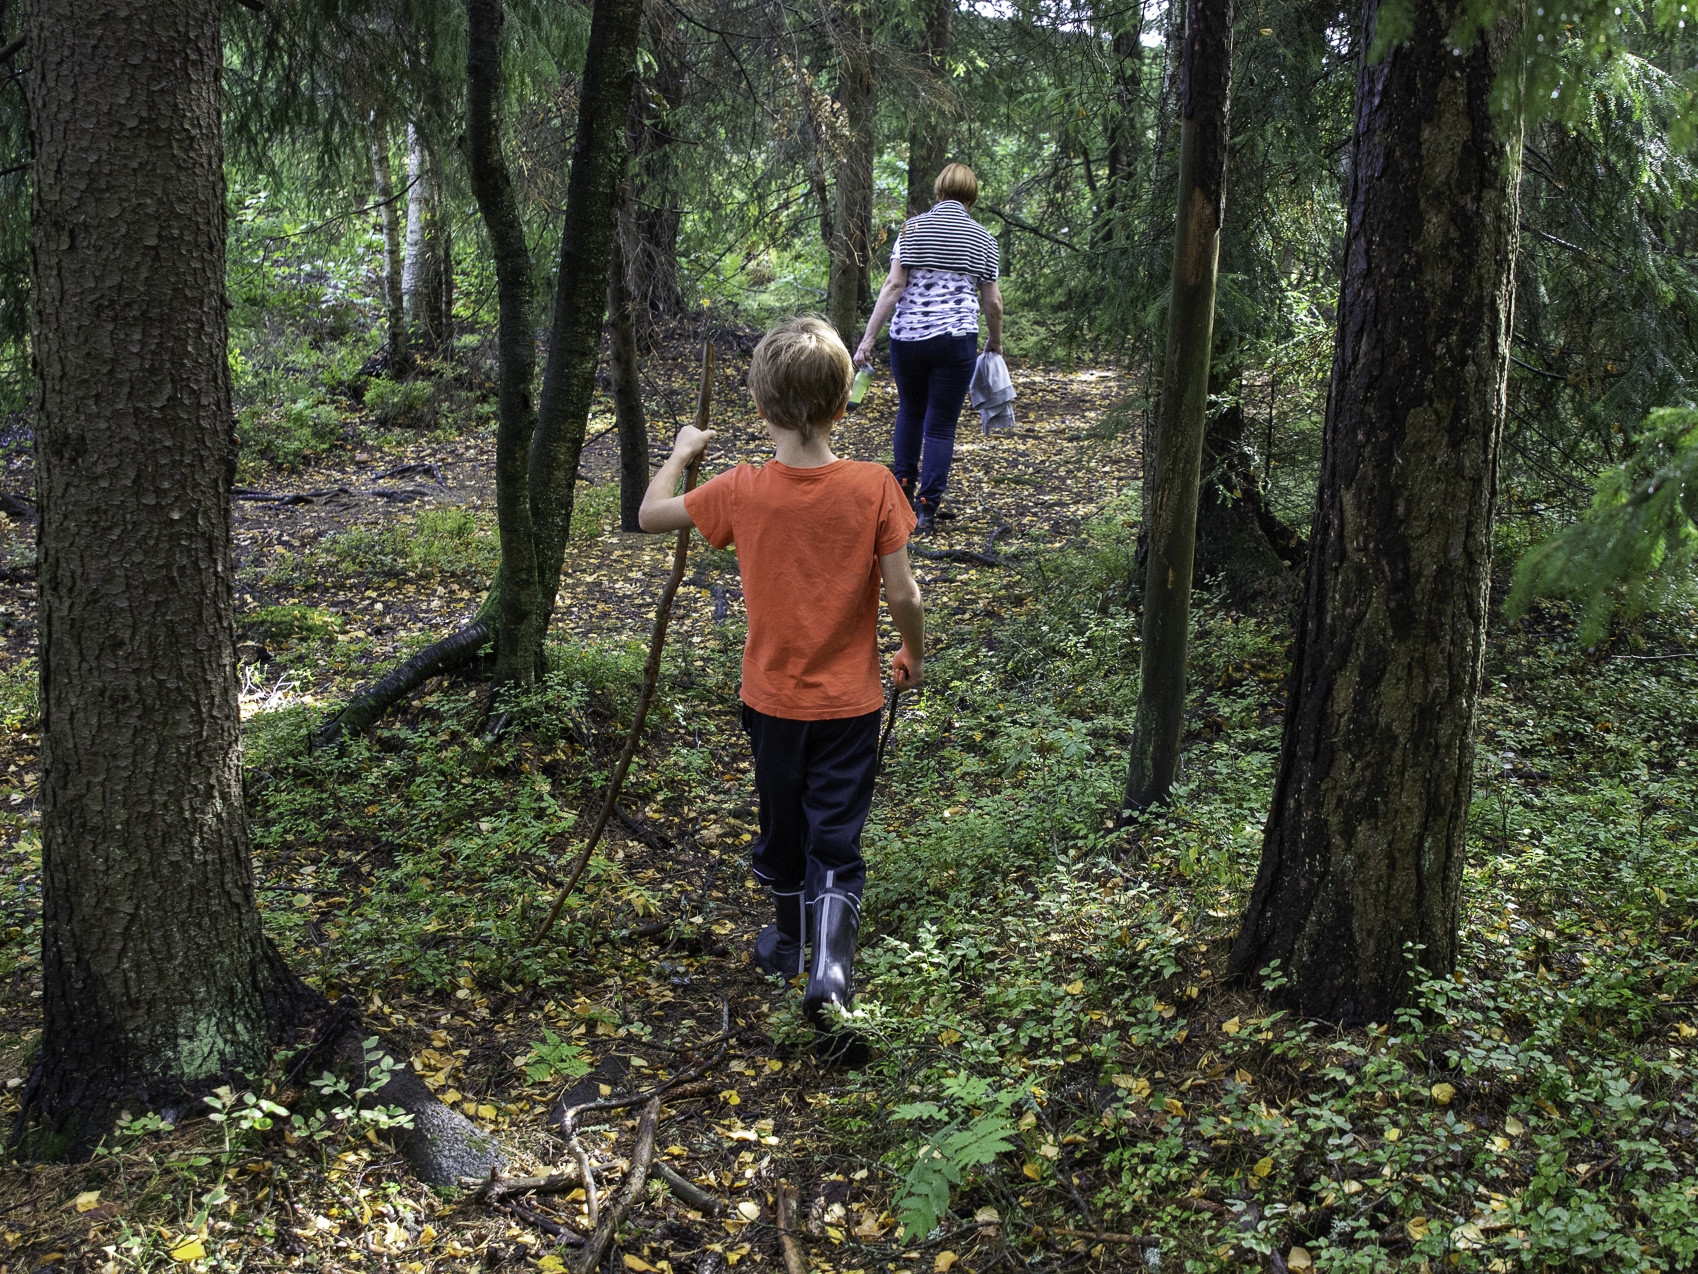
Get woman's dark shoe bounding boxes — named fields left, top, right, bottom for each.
left=752, top=889, right=805, bottom=981
left=915, top=499, right=938, bottom=533
left=897, top=476, right=917, bottom=511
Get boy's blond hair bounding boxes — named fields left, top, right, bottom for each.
left=748, top=315, right=852, bottom=441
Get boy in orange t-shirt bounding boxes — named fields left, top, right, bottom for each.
left=640, top=316, right=924, bottom=1060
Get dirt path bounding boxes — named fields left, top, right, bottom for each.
left=0, top=351, right=1142, bottom=1273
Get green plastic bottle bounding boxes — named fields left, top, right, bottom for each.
left=847, top=364, right=873, bottom=413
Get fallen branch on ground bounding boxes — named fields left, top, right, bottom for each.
left=1053, top=1228, right=1160, bottom=1248
left=776, top=1182, right=808, bottom=1274
left=316, top=619, right=491, bottom=747
left=655, top=1162, right=723, bottom=1216
left=571, top=1095, right=662, bottom=1274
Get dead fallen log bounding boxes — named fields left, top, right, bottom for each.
left=374, top=462, right=447, bottom=485
left=316, top=619, right=491, bottom=747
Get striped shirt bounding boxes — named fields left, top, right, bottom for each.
left=889, top=201, right=1000, bottom=342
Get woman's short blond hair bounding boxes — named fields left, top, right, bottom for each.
left=934, top=163, right=979, bottom=207
left=747, top=315, right=852, bottom=440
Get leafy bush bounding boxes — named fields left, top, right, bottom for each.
left=239, top=604, right=342, bottom=644
left=364, top=377, right=439, bottom=429
left=272, top=507, right=498, bottom=583
left=237, top=395, right=344, bottom=472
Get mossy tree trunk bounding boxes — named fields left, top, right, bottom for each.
left=1123, top=0, right=1233, bottom=814
left=905, top=0, right=952, bottom=218
left=826, top=1, right=876, bottom=346
left=1229, top=0, right=1522, bottom=1024
left=609, top=190, right=650, bottom=532
left=404, top=124, right=453, bottom=353
left=370, top=116, right=411, bottom=373
left=23, top=0, right=311, bottom=1150
left=629, top=9, right=686, bottom=323
left=466, top=0, right=540, bottom=695
left=527, top=0, right=646, bottom=654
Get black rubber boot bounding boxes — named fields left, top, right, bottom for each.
left=805, top=878, right=867, bottom=1066
left=915, top=498, right=938, bottom=533
left=897, top=476, right=917, bottom=513
left=752, top=888, right=805, bottom=981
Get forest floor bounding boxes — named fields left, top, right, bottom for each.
left=1, top=331, right=1697, bottom=1274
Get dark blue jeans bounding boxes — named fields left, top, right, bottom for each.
left=890, top=331, right=977, bottom=507
left=741, top=704, right=881, bottom=905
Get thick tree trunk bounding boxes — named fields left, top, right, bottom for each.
left=528, top=0, right=646, bottom=653
left=1229, top=0, right=1521, bottom=1024
left=371, top=118, right=410, bottom=373
left=23, top=0, right=308, bottom=1151
left=1123, top=0, right=1232, bottom=813
left=826, top=4, right=876, bottom=347
left=629, top=10, right=685, bottom=323
left=467, top=0, right=541, bottom=695
left=905, top=0, right=953, bottom=218
left=1099, top=15, right=1144, bottom=244
left=609, top=194, right=650, bottom=532
left=1192, top=400, right=1304, bottom=606
left=403, top=125, right=452, bottom=352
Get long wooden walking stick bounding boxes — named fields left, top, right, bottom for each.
left=533, top=342, right=714, bottom=943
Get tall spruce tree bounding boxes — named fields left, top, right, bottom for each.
left=1229, top=0, right=1523, bottom=1022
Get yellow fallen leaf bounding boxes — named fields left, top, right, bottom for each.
left=440, top=1089, right=463, bottom=1105
left=766, top=1059, right=783, bottom=1072
left=598, top=1083, right=613, bottom=1097
left=938, top=1028, right=961, bottom=1045
left=1222, top=1017, right=1241, bottom=1035
left=1253, top=1157, right=1273, bottom=1178
left=1406, top=1216, right=1430, bottom=1241
left=1164, top=1097, right=1185, bottom=1117
left=973, top=1206, right=1000, bottom=1225
left=1504, top=1115, right=1525, bottom=1136
left=538, top=1259, right=567, bottom=1273
left=722, top=1090, right=741, bottom=1106
left=1342, top=1179, right=1362, bottom=1195
left=1157, top=1003, right=1176, bottom=1019
left=1235, top=1068, right=1253, bottom=1086
left=624, top=1257, right=661, bottom=1272
left=476, top=1104, right=498, bottom=1121
left=1111, top=1073, right=1137, bottom=1089
left=1131, top=1078, right=1152, bottom=1098
left=169, top=1239, right=206, bottom=1263
left=1022, top=1162, right=1041, bottom=1180
left=737, top=1201, right=761, bottom=1222
left=1384, top=1127, right=1401, bottom=1142
left=1431, top=1082, right=1456, bottom=1105
left=935, top=1253, right=959, bottom=1272
left=73, top=1191, right=101, bottom=1213
left=1065, top=981, right=1084, bottom=996
left=1287, top=1247, right=1312, bottom=1270
left=1491, top=1135, right=1510, bottom=1152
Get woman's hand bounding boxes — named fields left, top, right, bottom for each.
left=853, top=336, right=876, bottom=366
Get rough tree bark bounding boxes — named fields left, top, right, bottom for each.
left=826, top=1, right=876, bottom=346
left=905, top=0, right=953, bottom=218
left=1099, top=9, right=1144, bottom=244
left=1229, top=0, right=1522, bottom=1023
left=467, top=0, right=541, bottom=695
left=1191, top=400, right=1304, bottom=606
left=528, top=0, right=646, bottom=653
left=370, top=115, right=411, bottom=372
left=609, top=190, right=650, bottom=532
left=1123, top=0, right=1232, bottom=814
left=22, top=0, right=507, bottom=1183
left=22, top=0, right=309, bottom=1155
left=629, top=7, right=686, bottom=322
left=404, top=123, right=453, bottom=352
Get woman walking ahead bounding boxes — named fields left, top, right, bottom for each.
left=854, top=164, right=1004, bottom=531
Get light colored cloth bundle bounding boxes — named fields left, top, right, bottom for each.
left=970, top=351, right=1016, bottom=433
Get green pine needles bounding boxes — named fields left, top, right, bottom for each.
left=1510, top=406, right=1698, bottom=642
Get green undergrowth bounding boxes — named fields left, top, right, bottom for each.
left=241, top=633, right=727, bottom=996
left=808, top=511, right=1698, bottom=1271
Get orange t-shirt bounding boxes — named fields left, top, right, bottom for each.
left=684, top=458, right=916, bottom=720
